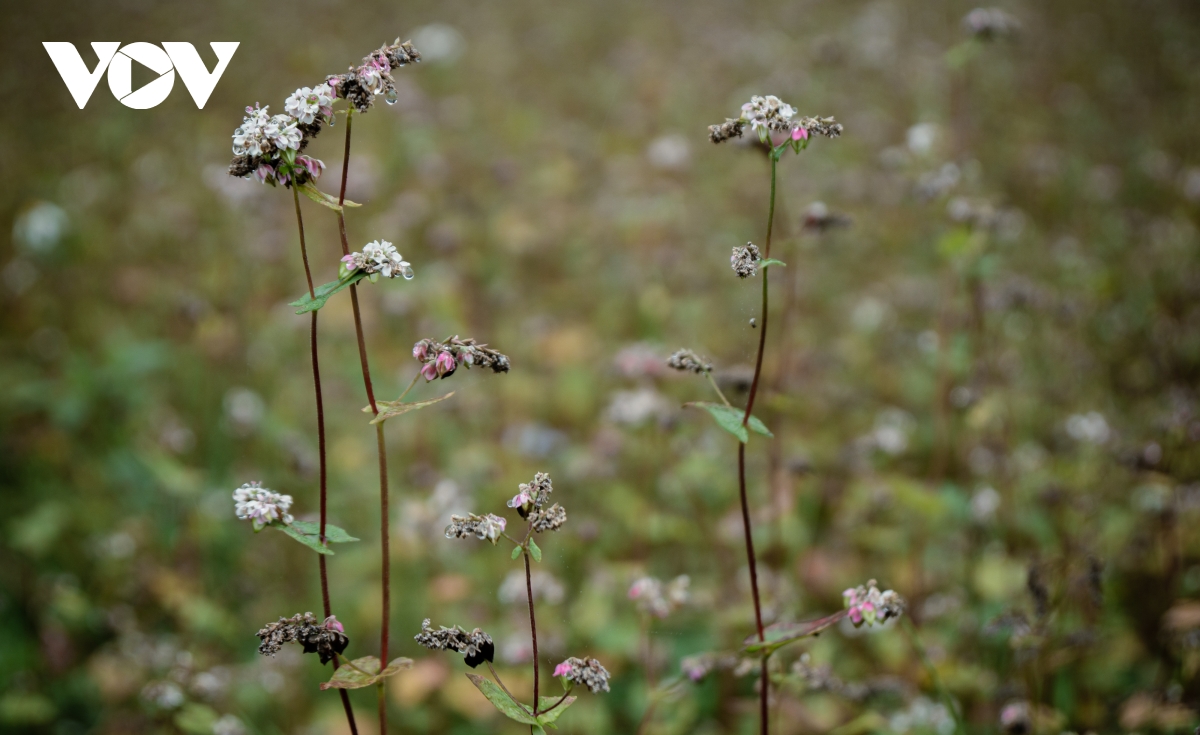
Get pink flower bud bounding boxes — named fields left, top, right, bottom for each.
left=325, top=615, right=345, bottom=633
left=792, top=126, right=809, bottom=141
left=554, top=662, right=572, bottom=678
left=413, top=341, right=430, bottom=362
left=421, top=362, right=439, bottom=382
left=849, top=606, right=863, bottom=624
left=436, top=351, right=456, bottom=377
left=254, top=163, right=275, bottom=184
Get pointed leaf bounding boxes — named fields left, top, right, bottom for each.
left=320, top=656, right=381, bottom=690
left=684, top=402, right=774, bottom=443
left=367, top=392, right=455, bottom=425
left=511, top=545, right=523, bottom=560
left=742, top=610, right=849, bottom=656
left=278, top=523, right=333, bottom=555
left=465, top=673, right=537, bottom=725
left=759, top=259, right=786, bottom=269
left=536, top=696, right=576, bottom=726
left=747, top=414, right=773, bottom=438
left=377, top=656, right=414, bottom=680
left=528, top=538, right=542, bottom=562
left=289, top=272, right=367, bottom=314
left=298, top=180, right=361, bottom=211
left=287, top=520, right=359, bottom=543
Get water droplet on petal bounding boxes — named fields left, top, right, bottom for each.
left=385, top=88, right=398, bottom=105
left=401, top=265, right=414, bottom=280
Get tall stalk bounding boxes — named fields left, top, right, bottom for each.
left=290, top=186, right=359, bottom=735
left=738, top=154, right=778, bottom=735
left=331, top=109, right=392, bottom=735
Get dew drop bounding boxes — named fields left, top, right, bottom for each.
left=401, top=265, right=415, bottom=280
left=385, top=87, right=398, bottom=105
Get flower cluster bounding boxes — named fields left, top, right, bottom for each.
left=507, top=472, right=553, bottom=518
left=842, top=580, right=906, bottom=627
left=529, top=503, right=567, bottom=533
left=962, top=7, right=1020, bottom=40
left=413, top=336, right=511, bottom=382
left=709, top=95, right=843, bottom=146
left=255, top=613, right=348, bottom=664
left=340, top=240, right=413, bottom=280
left=444, top=513, right=507, bottom=545
left=228, top=40, right=420, bottom=183
left=329, top=39, right=421, bottom=113
left=667, top=348, right=712, bottom=374
left=628, top=575, right=690, bottom=618
left=553, top=657, right=611, bottom=693
left=414, top=619, right=494, bottom=667
left=233, top=481, right=293, bottom=530
left=731, top=242, right=762, bottom=279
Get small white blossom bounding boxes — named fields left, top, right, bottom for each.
left=232, top=105, right=272, bottom=157
left=341, top=240, right=413, bottom=279
left=284, top=84, right=335, bottom=125
left=233, top=481, right=294, bottom=530
left=264, top=114, right=302, bottom=151
left=740, top=95, right=796, bottom=132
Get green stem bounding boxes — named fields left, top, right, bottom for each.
left=704, top=370, right=733, bottom=407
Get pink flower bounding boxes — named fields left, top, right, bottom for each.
left=325, top=616, right=345, bottom=633
left=848, top=606, right=863, bottom=624
left=421, top=362, right=439, bottom=382
left=508, top=489, right=532, bottom=510
left=341, top=254, right=358, bottom=271
left=297, top=155, right=325, bottom=180
left=791, top=126, right=809, bottom=141
left=253, top=163, right=275, bottom=184
left=436, top=351, right=456, bottom=377
left=553, top=662, right=572, bottom=678
left=413, top=341, right=430, bottom=362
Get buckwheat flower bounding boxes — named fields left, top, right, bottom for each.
left=731, top=242, right=761, bottom=278
left=264, top=114, right=302, bottom=151
left=708, top=118, right=745, bottom=144
left=435, top=351, right=456, bottom=378
left=233, top=481, right=293, bottom=530
left=554, top=657, right=611, bottom=693
left=342, top=240, right=413, bottom=280
left=529, top=503, right=567, bottom=533
left=256, top=612, right=349, bottom=664
left=843, top=580, right=906, bottom=627
left=508, top=472, right=553, bottom=518
left=284, top=84, right=335, bottom=126
left=667, top=348, right=711, bottom=374
left=296, top=155, right=325, bottom=181
left=741, top=95, right=796, bottom=133
left=253, top=163, right=276, bottom=185
left=414, top=619, right=494, bottom=667
left=413, top=336, right=511, bottom=380
left=795, top=115, right=844, bottom=139
left=444, top=513, right=507, bottom=544
left=231, top=104, right=271, bottom=157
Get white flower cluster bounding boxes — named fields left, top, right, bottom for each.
left=233, top=481, right=294, bottom=531
left=740, top=95, right=797, bottom=133
left=341, top=240, right=413, bottom=280
left=444, top=513, right=507, bottom=544
left=231, top=105, right=302, bottom=158
left=284, top=83, right=335, bottom=126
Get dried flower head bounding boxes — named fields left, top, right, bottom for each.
left=667, top=349, right=712, bottom=374
left=529, top=503, right=567, bottom=533
left=842, top=580, right=906, bottom=627
left=508, top=472, right=553, bottom=518
left=414, top=619, right=494, bottom=667
left=741, top=95, right=796, bottom=133
left=340, top=240, right=413, bottom=280
left=412, top=336, right=511, bottom=382
left=709, top=95, right=843, bottom=147
left=328, top=39, right=421, bottom=113
left=233, top=481, right=293, bottom=530
left=553, top=657, right=611, bottom=693
left=628, top=575, right=690, bottom=618
left=255, top=613, right=349, bottom=664
left=708, top=118, right=745, bottom=144
left=444, top=513, right=507, bottom=544
left=962, top=8, right=1020, bottom=40
left=795, top=115, right=844, bottom=139
left=731, top=242, right=762, bottom=279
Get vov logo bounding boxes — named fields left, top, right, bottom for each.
left=43, top=42, right=239, bottom=109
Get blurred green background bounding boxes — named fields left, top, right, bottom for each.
left=3, top=0, right=1200, bottom=733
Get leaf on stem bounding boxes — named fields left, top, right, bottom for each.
left=289, top=272, right=367, bottom=314
left=287, top=520, right=359, bottom=543
left=742, top=610, right=849, bottom=656
left=277, top=524, right=333, bottom=555
left=537, top=696, right=576, bottom=726
left=297, top=180, right=361, bottom=211
left=365, top=392, right=455, bottom=425
left=320, top=655, right=413, bottom=690
left=465, top=673, right=538, bottom=725
left=683, top=402, right=773, bottom=444
left=759, top=258, right=786, bottom=269
left=511, top=545, right=523, bottom=560
left=527, top=537, right=542, bottom=562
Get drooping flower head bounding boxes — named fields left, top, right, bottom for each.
left=412, top=336, right=510, bottom=382
left=667, top=348, right=712, bottom=374
left=444, top=513, right=507, bottom=545
left=842, top=579, right=906, bottom=627
left=255, top=612, right=349, bottom=664
left=554, top=657, right=611, bottom=693
left=414, top=619, right=494, bottom=667
left=233, top=481, right=293, bottom=530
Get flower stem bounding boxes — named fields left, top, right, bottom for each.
left=291, top=186, right=358, bottom=735
left=704, top=369, right=733, bottom=408
left=524, top=544, right=540, bottom=715
left=334, top=106, right=390, bottom=735
left=737, top=153, right=778, bottom=735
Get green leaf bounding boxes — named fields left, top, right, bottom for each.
left=528, top=537, right=542, bottom=562
left=742, top=610, right=849, bottom=656
left=287, top=520, right=359, bottom=543
left=683, top=402, right=773, bottom=443
left=536, top=696, right=576, bottom=726
left=759, top=258, right=786, bottom=269
left=278, top=523, right=333, bottom=555
left=511, top=545, right=523, bottom=560
left=320, top=656, right=412, bottom=690
left=297, top=180, right=361, bottom=211
left=466, top=673, right=537, bottom=725
left=289, top=272, right=367, bottom=314
left=366, top=392, right=455, bottom=425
